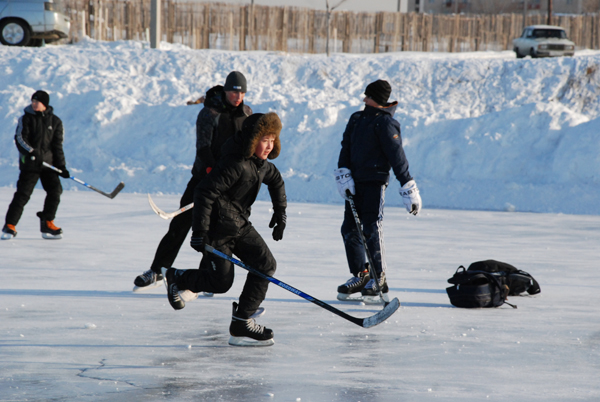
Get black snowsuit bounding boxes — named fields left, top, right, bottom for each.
left=150, top=86, right=252, bottom=273
left=338, top=102, right=413, bottom=277
left=5, top=105, right=66, bottom=225
left=176, top=113, right=286, bottom=319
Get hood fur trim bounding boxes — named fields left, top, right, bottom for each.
left=243, top=112, right=282, bottom=160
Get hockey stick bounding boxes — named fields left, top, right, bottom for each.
left=346, top=192, right=388, bottom=305
left=205, top=245, right=400, bottom=328
left=43, top=162, right=125, bottom=199
left=147, top=194, right=193, bottom=220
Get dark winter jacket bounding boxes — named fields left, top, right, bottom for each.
left=192, top=85, right=252, bottom=177
left=193, top=112, right=286, bottom=238
left=14, top=105, right=66, bottom=172
left=338, top=102, right=412, bottom=186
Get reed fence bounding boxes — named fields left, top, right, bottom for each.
left=62, top=0, right=600, bottom=53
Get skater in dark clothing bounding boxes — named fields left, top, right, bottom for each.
left=133, top=71, right=252, bottom=290
left=334, top=80, right=422, bottom=303
left=2, top=90, right=70, bottom=240
left=162, top=112, right=287, bottom=347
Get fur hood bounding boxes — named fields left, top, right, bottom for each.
left=223, top=112, right=282, bottom=160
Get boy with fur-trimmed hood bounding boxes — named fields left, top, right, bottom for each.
left=162, top=112, right=287, bottom=347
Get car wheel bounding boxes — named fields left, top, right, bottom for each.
left=514, top=47, right=524, bottom=59
left=529, top=48, right=537, bottom=59
left=0, top=19, right=31, bottom=46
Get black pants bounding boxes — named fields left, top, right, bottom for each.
left=341, top=182, right=387, bottom=276
left=150, top=174, right=203, bottom=273
left=5, top=169, right=62, bottom=225
left=177, top=225, right=276, bottom=319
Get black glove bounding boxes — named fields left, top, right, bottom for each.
left=190, top=231, right=209, bottom=253
left=56, top=166, right=70, bottom=178
left=269, top=210, right=286, bottom=241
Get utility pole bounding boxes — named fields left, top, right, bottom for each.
left=326, top=0, right=347, bottom=56
left=523, top=0, right=528, bottom=29
left=397, top=0, right=407, bottom=13
left=150, top=0, right=161, bottom=49
left=547, top=0, right=553, bottom=25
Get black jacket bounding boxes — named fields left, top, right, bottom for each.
left=192, top=115, right=286, bottom=238
left=15, top=105, right=66, bottom=172
left=193, top=85, right=252, bottom=177
left=338, top=102, right=412, bottom=186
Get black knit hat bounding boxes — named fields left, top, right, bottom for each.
left=31, top=90, right=50, bottom=108
left=224, top=71, right=247, bottom=93
left=364, top=80, right=392, bottom=106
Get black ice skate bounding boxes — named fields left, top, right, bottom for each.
left=161, top=267, right=185, bottom=310
left=229, top=302, right=274, bottom=347
left=132, top=269, right=164, bottom=292
left=361, top=272, right=390, bottom=305
left=37, top=212, right=62, bottom=239
left=1, top=224, right=17, bottom=240
left=337, top=269, right=370, bottom=301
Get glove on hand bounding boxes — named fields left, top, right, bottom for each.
left=56, top=166, right=70, bottom=178
left=334, top=167, right=355, bottom=201
left=399, top=180, right=422, bottom=216
left=190, top=231, right=209, bottom=253
left=269, top=209, right=286, bottom=241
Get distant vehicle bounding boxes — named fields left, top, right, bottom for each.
left=0, top=0, right=70, bottom=47
left=513, top=25, right=575, bottom=59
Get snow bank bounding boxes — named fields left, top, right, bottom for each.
left=1, top=39, right=599, bottom=214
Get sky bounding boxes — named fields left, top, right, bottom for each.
left=0, top=38, right=599, bottom=401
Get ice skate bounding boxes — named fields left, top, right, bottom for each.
left=161, top=267, right=186, bottom=310
left=337, top=269, right=370, bottom=301
left=1, top=224, right=17, bottom=240
left=37, top=212, right=62, bottom=240
left=228, top=302, right=274, bottom=347
left=361, top=272, right=390, bottom=305
left=132, top=269, right=164, bottom=292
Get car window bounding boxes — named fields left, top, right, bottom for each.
left=532, top=29, right=567, bottom=39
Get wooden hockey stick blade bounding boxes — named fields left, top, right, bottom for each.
left=206, top=245, right=400, bottom=328
left=147, top=194, right=193, bottom=219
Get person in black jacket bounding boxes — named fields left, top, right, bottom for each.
left=334, top=80, right=422, bottom=303
left=162, top=112, right=286, bottom=347
left=133, top=71, right=252, bottom=290
left=2, top=90, right=70, bottom=240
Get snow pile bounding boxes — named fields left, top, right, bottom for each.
left=1, top=39, right=599, bottom=214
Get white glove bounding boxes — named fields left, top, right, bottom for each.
left=399, top=180, right=421, bottom=215
left=334, top=168, right=355, bottom=201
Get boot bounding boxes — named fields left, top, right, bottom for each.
left=229, top=302, right=274, bottom=347
left=1, top=224, right=17, bottom=240
left=361, top=271, right=390, bottom=304
left=337, top=268, right=370, bottom=301
left=161, top=268, right=185, bottom=310
left=133, top=269, right=164, bottom=290
left=37, top=212, right=62, bottom=239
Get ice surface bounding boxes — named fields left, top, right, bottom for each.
left=1, top=189, right=599, bottom=401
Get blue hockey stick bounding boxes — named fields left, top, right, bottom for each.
left=205, top=245, right=400, bottom=328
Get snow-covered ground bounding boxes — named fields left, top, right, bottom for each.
left=1, top=40, right=599, bottom=214
left=1, top=189, right=600, bottom=401
left=1, top=40, right=600, bottom=400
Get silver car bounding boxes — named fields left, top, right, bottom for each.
left=513, top=25, right=575, bottom=59
left=0, top=0, right=70, bottom=46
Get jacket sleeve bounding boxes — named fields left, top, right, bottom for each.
left=51, top=116, right=66, bottom=167
left=14, top=115, right=34, bottom=155
left=263, top=163, right=287, bottom=212
left=192, top=160, right=242, bottom=233
left=195, top=107, right=219, bottom=170
left=377, top=118, right=413, bottom=186
left=337, top=112, right=360, bottom=169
